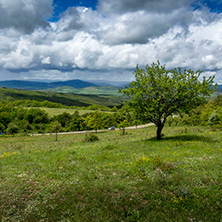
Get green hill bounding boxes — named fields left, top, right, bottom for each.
left=44, top=86, right=121, bottom=96
left=0, top=87, right=126, bottom=107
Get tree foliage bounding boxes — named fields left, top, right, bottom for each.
left=118, top=120, right=130, bottom=135
left=121, top=61, right=216, bottom=139
left=84, top=111, right=104, bottom=133
left=50, top=121, right=62, bottom=141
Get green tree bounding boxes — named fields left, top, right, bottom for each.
left=6, top=123, right=19, bottom=135
left=0, top=112, right=12, bottom=128
left=50, top=121, right=62, bottom=141
left=0, top=123, right=5, bottom=133
left=118, top=120, right=130, bottom=135
left=69, top=111, right=82, bottom=131
left=84, top=111, right=104, bottom=133
left=53, top=112, right=72, bottom=128
left=25, top=108, right=49, bottom=124
left=208, top=113, right=220, bottom=127
left=120, top=61, right=216, bottom=139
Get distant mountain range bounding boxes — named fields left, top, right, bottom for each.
left=217, top=84, right=222, bottom=92
left=0, top=79, right=98, bottom=90
left=0, top=79, right=220, bottom=94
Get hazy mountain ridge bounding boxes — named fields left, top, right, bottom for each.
left=0, top=79, right=98, bottom=90
left=0, top=79, right=220, bottom=95
left=217, top=84, right=222, bottom=92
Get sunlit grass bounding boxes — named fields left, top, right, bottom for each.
left=25, top=107, right=114, bottom=117
left=33, top=107, right=95, bottom=117
left=0, top=126, right=221, bottom=221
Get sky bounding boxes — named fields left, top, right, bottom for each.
left=0, top=0, right=222, bottom=83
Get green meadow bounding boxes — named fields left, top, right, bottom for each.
left=0, top=125, right=221, bottom=221
left=29, top=107, right=96, bottom=117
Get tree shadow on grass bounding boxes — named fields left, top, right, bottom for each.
left=147, top=134, right=216, bottom=143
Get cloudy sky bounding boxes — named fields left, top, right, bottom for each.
left=0, top=0, right=222, bottom=83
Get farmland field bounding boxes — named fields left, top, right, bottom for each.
left=0, top=126, right=221, bottom=221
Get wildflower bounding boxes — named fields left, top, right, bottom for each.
left=0, top=152, right=11, bottom=158
left=142, top=156, right=149, bottom=162
left=173, top=196, right=179, bottom=203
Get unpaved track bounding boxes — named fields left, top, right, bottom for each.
left=31, top=123, right=155, bottom=136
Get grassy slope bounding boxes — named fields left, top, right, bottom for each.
left=0, top=126, right=221, bottom=221
left=0, top=87, right=126, bottom=107
left=28, top=107, right=113, bottom=117
left=45, top=86, right=121, bottom=96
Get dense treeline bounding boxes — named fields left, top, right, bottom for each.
left=166, top=94, right=222, bottom=128
left=5, top=99, right=118, bottom=111
left=0, top=100, right=135, bottom=135
left=0, top=95, right=221, bottom=135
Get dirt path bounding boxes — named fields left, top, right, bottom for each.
left=31, top=123, right=155, bottom=136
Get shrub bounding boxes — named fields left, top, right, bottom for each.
left=0, top=123, right=5, bottom=133
left=208, top=113, right=220, bottom=127
left=85, top=134, right=99, bottom=142
left=6, top=123, right=19, bottom=135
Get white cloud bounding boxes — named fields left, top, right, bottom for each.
left=0, top=0, right=221, bottom=84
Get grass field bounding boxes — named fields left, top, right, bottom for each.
left=31, top=107, right=96, bottom=117
left=45, top=86, right=121, bottom=96
left=27, top=107, right=114, bottom=117
left=0, top=126, right=221, bottom=221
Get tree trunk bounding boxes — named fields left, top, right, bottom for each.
left=56, top=132, right=58, bottom=142
left=156, top=125, right=163, bottom=140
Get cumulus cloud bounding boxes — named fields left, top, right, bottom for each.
left=98, top=0, right=194, bottom=14
left=0, top=0, right=222, bottom=84
left=101, top=8, right=194, bottom=44
left=0, top=0, right=53, bottom=32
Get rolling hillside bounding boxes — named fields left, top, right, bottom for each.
left=44, top=86, right=121, bottom=96
left=0, top=87, right=126, bottom=107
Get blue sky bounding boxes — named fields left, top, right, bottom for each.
left=53, top=0, right=98, bottom=11
left=52, top=0, right=98, bottom=21
left=0, top=0, right=222, bottom=83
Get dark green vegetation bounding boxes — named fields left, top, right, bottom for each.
left=121, top=62, right=216, bottom=139
left=0, top=79, right=97, bottom=90
left=0, top=94, right=221, bottom=137
left=0, top=126, right=221, bottom=221
left=0, top=87, right=126, bottom=107
left=167, top=94, right=222, bottom=128
left=0, top=100, right=130, bottom=135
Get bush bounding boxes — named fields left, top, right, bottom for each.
left=6, top=123, right=19, bottom=135
left=208, top=113, right=220, bottom=127
left=85, top=134, right=99, bottom=142
left=0, top=123, right=5, bottom=133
